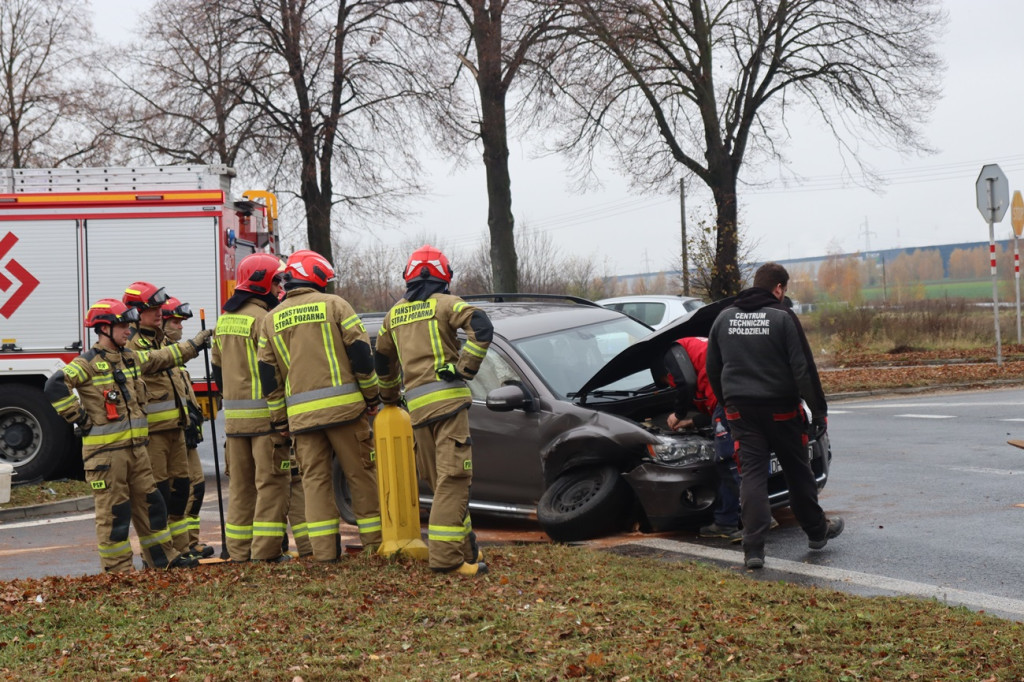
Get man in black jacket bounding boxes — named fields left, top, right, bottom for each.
left=706, top=262, right=843, bottom=570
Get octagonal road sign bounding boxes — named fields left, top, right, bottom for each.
left=1012, top=190, right=1024, bottom=237
left=977, top=164, right=1009, bottom=223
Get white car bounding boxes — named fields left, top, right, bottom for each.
left=596, top=294, right=706, bottom=330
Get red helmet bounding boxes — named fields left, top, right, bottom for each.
left=284, top=250, right=335, bottom=289
left=123, top=281, right=168, bottom=309
left=236, top=253, right=285, bottom=295
left=161, top=297, right=193, bottom=320
left=404, top=245, right=452, bottom=284
left=85, top=299, right=140, bottom=328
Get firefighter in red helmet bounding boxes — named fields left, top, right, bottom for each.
left=44, top=298, right=212, bottom=572
left=257, top=249, right=382, bottom=561
left=123, top=281, right=195, bottom=556
left=211, top=253, right=293, bottom=562
left=374, top=245, right=493, bottom=576
left=161, top=297, right=215, bottom=559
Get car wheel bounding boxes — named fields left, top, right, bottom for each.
left=331, top=458, right=358, bottom=526
left=0, top=385, right=74, bottom=482
left=537, top=465, right=633, bottom=542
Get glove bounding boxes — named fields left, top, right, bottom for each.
left=73, top=411, right=93, bottom=438
left=189, top=329, right=214, bottom=350
left=436, top=362, right=460, bottom=382
left=184, top=403, right=204, bottom=448
left=808, top=415, right=828, bottom=442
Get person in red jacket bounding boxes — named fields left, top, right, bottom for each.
left=663, top=336, right=742, bottom=542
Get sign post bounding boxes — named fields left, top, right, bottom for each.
left=976, top=164, right=1010, bottom=366
left=1012, top=191, right=1024, bottom=344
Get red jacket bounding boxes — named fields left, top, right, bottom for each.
left=669, top=337, right=718, bottom=420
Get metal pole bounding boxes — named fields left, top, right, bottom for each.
left=1015, top=233, right=1021, bottom=344
left=680, top=178, right=689, bottom=296
left=987, top=176, right=1003, bottom=366
left=199, top=308, right=230, bottom=558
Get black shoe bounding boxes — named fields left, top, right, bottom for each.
left=699, top=522, right=742, bottom=542
left=264, top=554, right=292, bottom=564
left=744, top=553, right=764, bottom=570
left=188, top=544, right=215, bottom=559
left=167, top=553, right=200, bottom=569
left=808, top=517, right=844, bottom=550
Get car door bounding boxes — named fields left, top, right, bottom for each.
left=464, top=342, right=547, bottom=508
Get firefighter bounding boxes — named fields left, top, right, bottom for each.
left=374, top=245, right=493, bottom=576
left=44, top=298, right=212, bottom=572
left=211, top=253, right=293, bottom=562
left=161, top=297, right=215, bottom=559
left=256, top=249, right=382, bottom=562
left=122, top=282, right=193, bottom=555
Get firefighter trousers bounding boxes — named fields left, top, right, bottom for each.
left=147, top=428, right=192, bottom=553
left=415, top=410, right=475, bottom=571
left=293, top=417, right=381, bottom=561
left=285, top=465, right=312, bottom=557
left=83, top=444, right=181, bottom=572
left=224, top=433, right=291, bottom=561
left=184, top=447, right=207, bottom=551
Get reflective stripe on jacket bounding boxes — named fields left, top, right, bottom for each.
left=43, top=341, right=199, bottom=459
left=212, top=300, right=274, bottom=436
left=126, top=325, right=192, bottom=433
left=374, top=294, right=489, bottom=426
left=257, top=288, right=379, bottom=433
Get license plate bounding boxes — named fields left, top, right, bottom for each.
left=769, top=456, right=782, bottom=475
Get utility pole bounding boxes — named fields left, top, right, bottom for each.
left=679, top=178, right=689, bottom=295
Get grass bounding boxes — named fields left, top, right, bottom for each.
left=1, top=544, right=1022, bottom=680
left=0, top=479, right=91, bottom=510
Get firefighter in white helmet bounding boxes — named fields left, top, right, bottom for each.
left=374, top=245, right=493, bottom=576
left=257, top=249, right=382, bottom=561
left=122, top=281, right=195, bottom=555
left=161, top=297, right=215, bottom=559
left=210, top=253, right=294, bottom=562
left=44, top=298, right=212, bottom=571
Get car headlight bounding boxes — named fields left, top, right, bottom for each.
left=646, top=435, right=715, bottom=466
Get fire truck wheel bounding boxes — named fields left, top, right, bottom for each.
left=0, top=385, right=74, bottom=482
left=331, top=457, right=358, bottom=526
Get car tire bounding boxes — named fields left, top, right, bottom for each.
left=331, top=457, right=358, bottom=526
left=537, top=465, right=633, bottom=542
left=0, top=384, right=74, bottom=482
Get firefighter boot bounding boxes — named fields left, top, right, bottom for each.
left=454, top=561, right=489, bottom=577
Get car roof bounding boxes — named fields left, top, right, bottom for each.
left=596, top=294, right=702, bottom=304
left=361, top=298, right=639, bottom=341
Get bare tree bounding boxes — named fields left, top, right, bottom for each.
left=557, top=0, right=946, bottom=298
left=104, top=0, right=274, bottom=171
left=232, top=0, right=427, bottom=266
left=409, top=1, right=572, bottom=292
left=0, top=0, right=112, bottom=167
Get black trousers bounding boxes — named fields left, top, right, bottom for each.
left=725, top=403, right=828, bottom=556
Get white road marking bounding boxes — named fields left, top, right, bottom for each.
left=631, top=538, right=1024, bottom=619
left=1001, top=418, right=1024, bottom=422
left=894, top=414, right=956, bottom=419
left=827, top=410, right=849, bottom=415
left=946, top=466, right=1024, bottom=476
left=0, top=512, right=94, bottom=530
left=844, top=401, right=1023, bottom=409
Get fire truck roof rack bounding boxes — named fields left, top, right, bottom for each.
left=0, top=165, right=235, bottom=195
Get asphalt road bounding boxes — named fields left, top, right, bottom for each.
left=4, top=388, right=1024, bottom=619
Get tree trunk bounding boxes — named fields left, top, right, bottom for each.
left=710, top=172, right=740, bottom=299
left=473, top=3, right=517, bottom=293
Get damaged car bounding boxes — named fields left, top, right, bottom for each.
left=340, top=295, right=830, bottom=543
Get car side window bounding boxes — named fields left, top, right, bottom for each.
left=466, top=349, right=521, bottom=401
left=620, top=302, right=665, bottom=327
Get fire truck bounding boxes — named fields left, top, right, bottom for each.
left=0, top=166, right=278, bottom=481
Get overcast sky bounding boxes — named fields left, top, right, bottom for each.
left=92, top=0, right=1024, bottom=276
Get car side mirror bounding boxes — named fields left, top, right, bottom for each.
left=485, top=383, right=534, bottom=412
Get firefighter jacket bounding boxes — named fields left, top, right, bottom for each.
left=374, top=293, right=492, bottom=427
left=126, top=325, right=193, bottom=433
left=256, top=287, right=379, bottom=434
left=212, top=297, right=275, bottom=437
left=44, top=340, right=201, bottom=461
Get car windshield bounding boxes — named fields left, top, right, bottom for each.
left=511, top=317, right=652, bottom=399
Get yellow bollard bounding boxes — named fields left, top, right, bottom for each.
left=373, top=405, right=429, bottom=560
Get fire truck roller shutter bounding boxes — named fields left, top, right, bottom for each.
left=0, top=219, right=79, bottom=481
left=85, top=216, right=222, bottom=381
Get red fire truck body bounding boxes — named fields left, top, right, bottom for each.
left=0, top=166, right=277, bottom=480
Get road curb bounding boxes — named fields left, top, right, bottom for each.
left=0, top=496, right=94, bottom=522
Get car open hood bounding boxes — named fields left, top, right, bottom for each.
left=577, top=296, right=735, bottom=398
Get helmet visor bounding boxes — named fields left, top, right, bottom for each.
left=120, top=307, right=141, bottom=324
left=148, top=287, right=169, bottom=307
